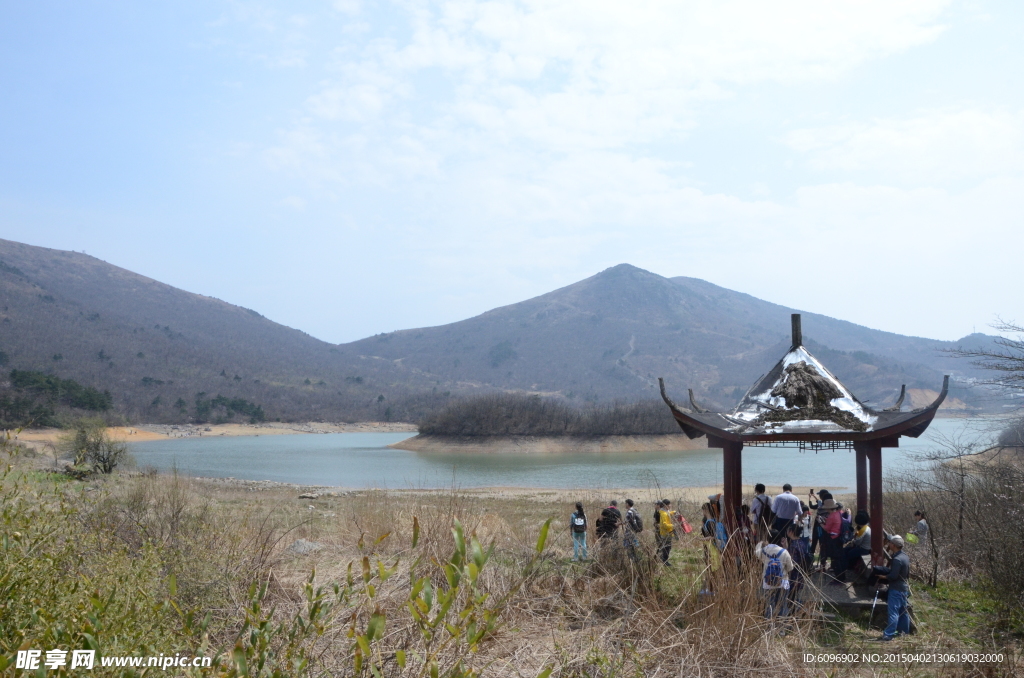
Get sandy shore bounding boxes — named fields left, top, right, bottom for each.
left=185, top=474, right=849, bottom=506
left=392, top=434, right=708, bottom=454
left=10, top=421, right=417, bottom=450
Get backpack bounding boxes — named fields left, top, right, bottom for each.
left=762, top=546, right=784, bottom=588
left=626, top=509, right=644, bottom=533
left=572, top=513, right=586, bottom=533
left=756, top=495, right=776, bottom=535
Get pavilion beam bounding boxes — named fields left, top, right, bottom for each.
left=854, top=443, right=869, bottom=514
left=866, top=443, right=885, bottom=564
left=723, top=440, right=743, bottom=530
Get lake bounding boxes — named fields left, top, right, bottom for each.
left=130, top=417, right=1000, bottom=491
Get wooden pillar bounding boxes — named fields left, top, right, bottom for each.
left=866, top=443, right=884, bottom=564
left=854, top=443, right=868, bottom=514
left=723, top=440, right=743, bottom=530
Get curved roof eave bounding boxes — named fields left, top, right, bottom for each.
left=659, top=376, right=949, bottom=444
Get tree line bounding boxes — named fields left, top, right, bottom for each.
left=417, top=393, right=682, bottom=436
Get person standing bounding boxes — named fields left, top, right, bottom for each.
left=821, top=499, right=843, bottom=573
left=770, top=484, right=801, bottom=543
left=786, top=523, right=812, bottom=614
left=597, top=500, right=622, bottom=541
left=873, top=536, right=912, bottom=641
left=909, top=510, right=929, bottom=541
left=756, top=538, right=795, bottom=620
left=623, top=498, right=642, bottom=561
left=657, top=499, right=678, bottom=565
left=752, top=483, right=772, bottom=536
left=570, top=502, right=588, bottom=561
left=809, top=489, right=832, bottom=562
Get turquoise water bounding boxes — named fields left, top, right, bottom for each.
left=129, top=417, right=998, bottom=490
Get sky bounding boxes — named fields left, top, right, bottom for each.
left=1, top=0, right=1022, bottom=344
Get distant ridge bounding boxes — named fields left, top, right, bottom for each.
left=344, top=263, right=996, bottom=409
left=0, top=240, right=1000, bottom=424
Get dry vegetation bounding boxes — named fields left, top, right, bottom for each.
left=418, top=395, right=681, bottom=436
left=3, top=437, right=1021, bottom=677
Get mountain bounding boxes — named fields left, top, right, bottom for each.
left=0, top=240, right=1000, bottom=425
left=344, top=264, right=995, bottom=409
left=0, top=238, right=448, bottom=424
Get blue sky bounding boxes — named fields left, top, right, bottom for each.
left=2, top=1, right=1022, bottom=343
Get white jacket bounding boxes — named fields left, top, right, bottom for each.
left=755, top=541, right=795, bottom=590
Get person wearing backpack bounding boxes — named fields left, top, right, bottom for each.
left=623, top=498, right=642, bottom=561
left=569, top=502, right=588, bottom=561
left=752, top=484, right=773, bottom=537
left=596, top=500, right=622, bottom=541
left=756, top=537, right=795, bottom=620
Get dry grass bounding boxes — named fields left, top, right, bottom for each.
left=3, top=448, right=1020, bottom=676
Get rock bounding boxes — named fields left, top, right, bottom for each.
left=285, top=539, right=323, bottom=555
left=298, top=492, right=320, bottom=499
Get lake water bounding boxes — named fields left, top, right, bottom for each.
left=130, top=417, right=1000, bottom=491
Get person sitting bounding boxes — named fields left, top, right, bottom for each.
left=840, top=511, right=872, bottom=579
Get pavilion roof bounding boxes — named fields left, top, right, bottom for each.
left=659, top=314, right=949, bottom=443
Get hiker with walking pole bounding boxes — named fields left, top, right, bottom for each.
left=872, top=535, right=912, bottom=641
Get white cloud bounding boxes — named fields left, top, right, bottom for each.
left=282, top=0, right=952, bottom=171
left=786, top=107, right=1024, bottom=182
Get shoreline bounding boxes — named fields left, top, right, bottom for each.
left=12, top=421, right=418, bottom=450
left=128, top=472, right=855, bottom=505
left=391, top=433, right=708, bottom=454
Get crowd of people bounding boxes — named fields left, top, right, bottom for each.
left=569, top=484, right=927, bottom=641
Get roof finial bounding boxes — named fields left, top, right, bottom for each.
left=791, top=313, right=802, bottom=348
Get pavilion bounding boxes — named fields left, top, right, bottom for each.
left=659, top=314, right=948, bottom=563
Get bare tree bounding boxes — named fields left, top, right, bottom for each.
left=948, top=320, right=1024, bottom=388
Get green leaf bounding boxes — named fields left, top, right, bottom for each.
left=168, top=573, right=177, bottom=597
left=536, top=518, right=553, bottom=554
left=412, top=515, right=420, bottom=548
left=232, top=642, right=248, bottom=677
left=452, top=520, right=465, bottom=560
left=396, top=650, right=406, bottom=668
left=367, top=608, right=386, bottom=641
left=471, top=537, right=485, bottom=570
left=373, top=532, right=391, bottom=546
left=536, top=666, right=554, bottom=678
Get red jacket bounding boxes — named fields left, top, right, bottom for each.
left=824, top=511, right=842, bottom=538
